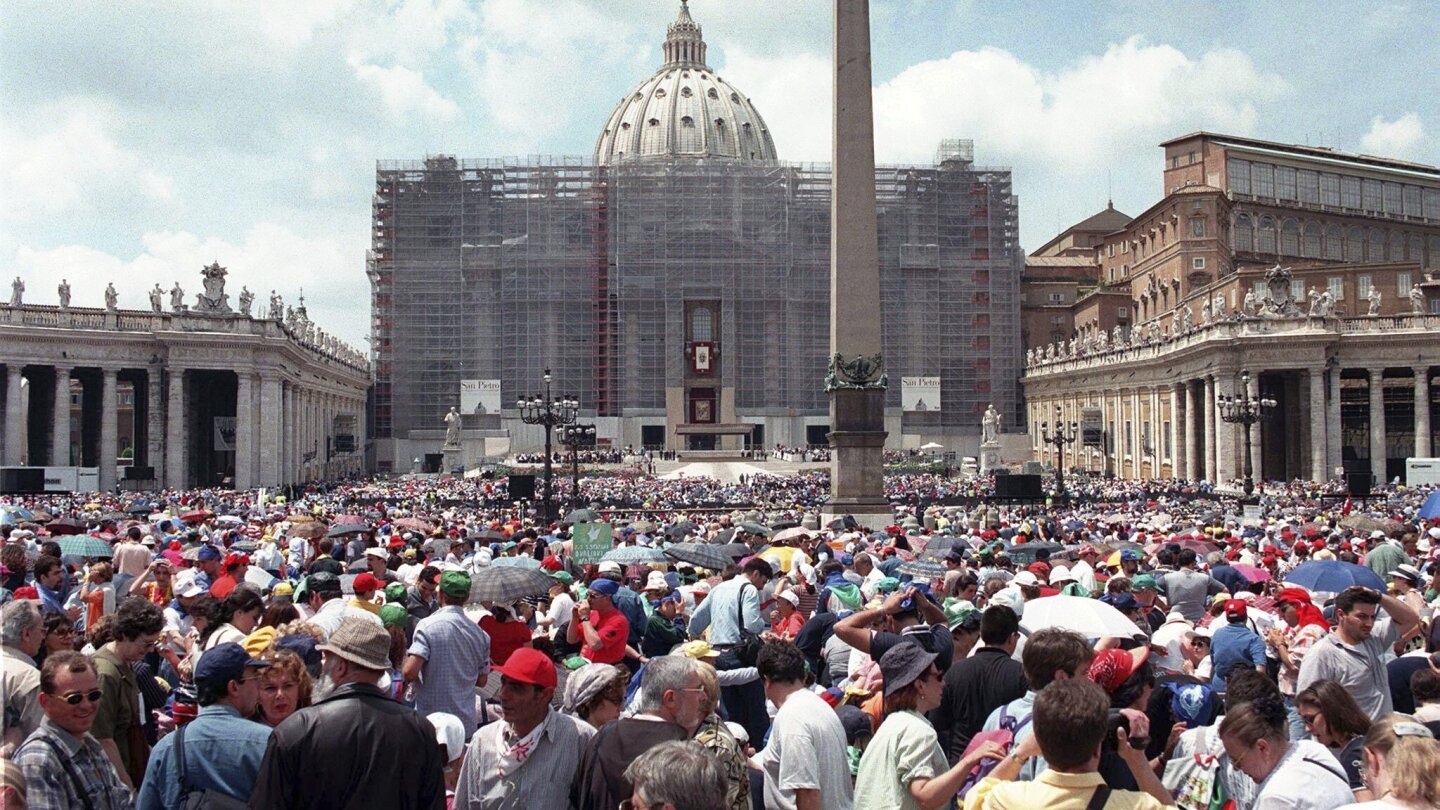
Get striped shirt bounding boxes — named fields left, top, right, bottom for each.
left=14, top=718, right=134, bottom=810
left=408, top=605, right=491, bottom=736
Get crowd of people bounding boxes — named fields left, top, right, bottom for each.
left=1, top=472, right=1438, bottom=809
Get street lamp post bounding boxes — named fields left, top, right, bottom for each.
left=1218, top=369, right=1276, bottom=501
left=560, top=423, right=597, bottom=510
left=1040, top=404, right=1079, bottom=499
left=517, top=368, right=578, bottom=523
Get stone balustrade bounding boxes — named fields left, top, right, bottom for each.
left=0, top=303, right=369, bottom=373
left=1025, top=313, right=1439, bottom=376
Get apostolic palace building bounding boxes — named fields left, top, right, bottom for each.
left=1022, top=133, right=1440, bottom=487
left=367, top=2, right=1024, bottom=472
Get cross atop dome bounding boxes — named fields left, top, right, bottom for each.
left=663, top=0, right=707, bottom=68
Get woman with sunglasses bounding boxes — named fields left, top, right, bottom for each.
left=1295, top=680, right=1374, bottom=802
left=854, top=643, right=1007, bottom=810
left=34, top=611, right=76, bottom=669
left=1335, top=713, right=1440, bottom=810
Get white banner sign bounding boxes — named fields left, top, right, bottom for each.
left=213, top=417, right=237, bottom=451
left=460, top=379, right=502, bottom=415
left=901, top=377, right=941, bottom=412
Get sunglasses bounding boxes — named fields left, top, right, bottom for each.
left=54, top=689, right=104, bottom=706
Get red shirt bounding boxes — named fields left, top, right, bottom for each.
left=580, top=608, right=629, bottom=664
left=209, top=573, right=237, bottom=599
left=478, top=615, right=533, bottom=667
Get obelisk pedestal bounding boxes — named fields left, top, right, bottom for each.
left=442, top=442, right=462, bottom=479
left=822, top=0, right=890, bottom=531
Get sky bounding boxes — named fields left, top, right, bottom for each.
left=3, top=0, right=1437, bottom=350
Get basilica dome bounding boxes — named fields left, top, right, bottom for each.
left=594, top=2, right=778, bottom=165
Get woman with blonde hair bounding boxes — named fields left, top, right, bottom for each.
left=1336, top=714, right=1440, bottom=809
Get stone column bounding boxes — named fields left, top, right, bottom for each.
left=52, top=366, right=72, bottom=466
left=146, top=371, right=165, bottom=484
left=235, top=372, right=255, bottom=490
left=824, top=0, right=888, bottom=524
left=257, top=375, right=282, bottom=487
left=1130, top=390, right=1142, bottom=477
left=1184, top=381, right=1200, bottom=480
left=1215, top=374, right=1236, bottom=485
left=3, top=366, right=23, bottom=465
left=1170, top=383, right=1183, bottom=479
left=1414, top=367, right=1432, bottom=458
left=98, top=368, right=118, bottom=492
left=165, top=370, right=186, bottom=489
left=1203, top=377, right=1217, bottom=483
left=1369, top=370, right=1387, bottom=485
left=1326, top=367, right=1343, bottom=475
left=1246, top=374, right=1262, bottom=489
left=1308, top=368, right=1327, bottom=482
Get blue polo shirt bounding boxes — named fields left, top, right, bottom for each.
left=1209, top=621, right=1266, bottom=691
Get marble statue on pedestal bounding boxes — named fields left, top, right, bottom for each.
left=170, top=282, right=185, bottom=313
left=1178, top=304, right=1193, bottom=332
left=239, top=287, right=254, bottom=317
left=982, top=403, right=1001, bottom=444
left=9, top=277, right=23, bottom=307
left=269, top=291, right=283, bottom=320
left=150, top=284, right=163, bottom=313
left=1411, top=283, right=1426, bottom=314
left=1242, top=288, right=1258, bottom=317
left=57, top=279, right=71, bottom=309
left=444, top=406, right=462, bottom=447
left=1213, top=293, right=1226, bottom=320
left=104, top=283, right=117, bottom=312
left=1367, top=287, right=1382, bottom=315
left=1201, top=299, right=1212, bottom=325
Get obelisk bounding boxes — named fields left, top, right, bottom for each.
left=823, top=0, right=890, bottom=528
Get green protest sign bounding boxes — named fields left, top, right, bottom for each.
left=570, top=522, right=613, bottom=565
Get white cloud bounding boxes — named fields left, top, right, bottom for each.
left=8, top=221, right=371, bottom=347
left=349, top=58, right=460, bottom=122
left=1359, top=112, right=1425, bottom=159
left=723, top=37, right=1287, bottom=172
left=0, top=99, right=176, bottom=221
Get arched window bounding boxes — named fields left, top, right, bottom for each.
left=1324, top=225, right=1343, bottom=260
left=1429, top=236, right=1440, bottom=270
left=1279, top=218, right=1300, bottom=255
left=1409, top=233, right=1425, bottom=262
left=1345, top=226, right=1364, bottom=262
left=1301, top=222, right=1321, bottom=258
left=1389, top=230, right=1405, bottom=261
left=1233, top=213, right=1254, bottom=253
left=1256, top=215, right=1277, bottom=255
left=1366, top=227, right=1384, bottom=262
left=691, top=307, right=713, bottom=341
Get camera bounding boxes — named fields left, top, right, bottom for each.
left=1102, top=709, right=1148, bottom=751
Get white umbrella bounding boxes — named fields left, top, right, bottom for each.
left=1018, top=595, right=1143, bottom=639
left=919, top=442, right=944, bottom=451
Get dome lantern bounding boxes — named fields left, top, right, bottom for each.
left=663, top=1, right=707, bottom=68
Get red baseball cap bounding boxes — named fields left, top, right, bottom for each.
left=1087, top=647, right=1148, bottom=693
left=1224, top=599, right=1249, bottom=620
left=352, top=572, right=380, bottom=594
left=496, top=647, right=557, bottom=689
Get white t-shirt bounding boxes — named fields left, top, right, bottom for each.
left=757, top=688, right=854, bottom=810
left=547, top=591, right=575, bottom=639
left=1252, top=739, right=1353, bottom=810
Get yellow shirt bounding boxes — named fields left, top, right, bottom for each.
left=963, top=768, right=1168, bottom=810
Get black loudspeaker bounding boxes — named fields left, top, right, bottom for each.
left=995, top=474, right=1043, bottom=499
left=0, top=468, right=45, bottom=494
left=1346, top=472, right=1371, bottom=497
left=124, top=466, right=155, bottom=480
left=508, top=474, right=536, bottom=500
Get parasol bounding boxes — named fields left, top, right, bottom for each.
left=470, top=566, right=554, bottom=603
left=1019, top=595, right=1145, bottom=639
left=664, top=542, right=734, bottom=571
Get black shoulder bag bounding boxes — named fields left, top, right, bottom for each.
left=733, top=583, right=764, bottom=667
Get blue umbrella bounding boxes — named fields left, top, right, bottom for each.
left=1419, top=490, right=1440, bottom=520
left=1283, top=560, right=1385, bottom=593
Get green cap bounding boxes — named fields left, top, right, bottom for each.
left=943, top=599, right=980, bottom=630
left=380, top=603, right=409, bottom=629
left=548, top=570, right=574, bottom=586
left=1132, top=573, right=1158, bottom=591
left=384, top=582, right=408, bottom=603
left=440, top=570, right=472, bottom=600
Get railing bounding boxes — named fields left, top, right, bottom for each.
left=1024, top=312, right=1439, bottom=376
left=0, top=303, right=371, bottom=374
